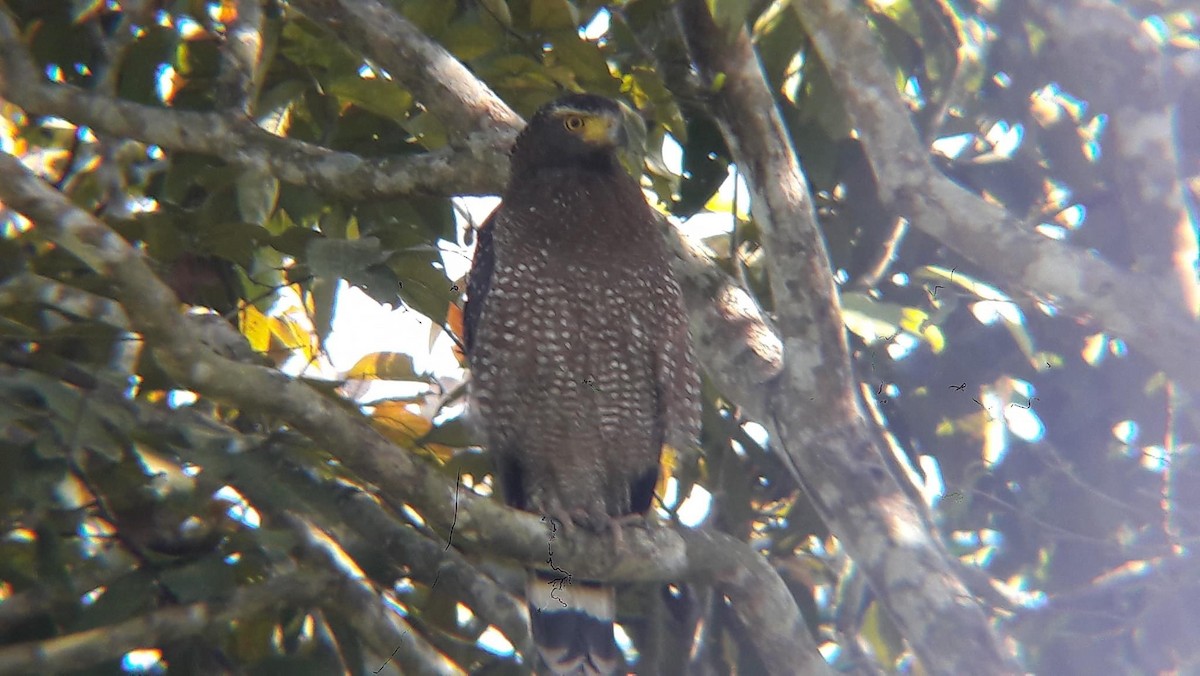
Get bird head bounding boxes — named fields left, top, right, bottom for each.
left=510, top=94, right=639, bottom=178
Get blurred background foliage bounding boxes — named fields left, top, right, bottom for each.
left=1, top=0, right=1198, bottom=674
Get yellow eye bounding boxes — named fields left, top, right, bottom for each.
left=563, top=115, right=585, bottom=131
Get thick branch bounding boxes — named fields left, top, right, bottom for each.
left=1027, top=0, right=1199, bottom=314
left=0, top=9, right=509, bottom=199
left=286, top=0, right=522, bottom=147
left=131, top=398, right=535, bottom=659
left=666, top=232, right=784, bottom=409
left=677, top=2, right=1019, bottom=674
left=0, top=570, right=329, bottom=674
left=791, top=0, right=1200, bottom=392
left=0, top=150, right=820, bottom=673
left=287, top=515, right=463, bottom=676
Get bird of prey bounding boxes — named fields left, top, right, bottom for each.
left=464, top=94, right=701, bottom=675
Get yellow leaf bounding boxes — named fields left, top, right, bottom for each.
left=346, top=352, right=420, bottom=381
left=239, top=305, right=270, bottom=353
left=268, top=315, right=315, bottom=362
left=370, top=402, right=433, bottom=448
left=899, top=307, right=945, bottom=352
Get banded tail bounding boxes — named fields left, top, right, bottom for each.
left=527, top=570, right=622, bottom=675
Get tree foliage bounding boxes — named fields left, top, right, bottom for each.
left=0, top=0, right=1198, bottom=674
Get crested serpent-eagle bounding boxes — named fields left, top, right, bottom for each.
left=464, top=94, right=701, bottom=675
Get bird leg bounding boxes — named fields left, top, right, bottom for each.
left=538, top=506, right=575, bottom=541
left=534, top=495, right=648, bottom=552
left=605, top=512, right=651, bottom=551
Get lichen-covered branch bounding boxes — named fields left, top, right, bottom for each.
left=1026, top=0, right=1199, bottom=315
left=791, top=0, right=1200, bottom=392
left=676, top=1, right=1020, bottom=674
left=0, top=9, right=508, bottom=199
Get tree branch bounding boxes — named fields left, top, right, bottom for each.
left=286, top=0, right=522, bottom=147
left=676, top=2, right=1020, bottom=674
left=216, top=0, right=265, bottom=114
left=790, top=0, right=1200, bottom=392
left=287, top=514, right=464, bottom=676
left=0, top=8, right=509, bottom=199
left=0, top=569, right=330, bottom=674
left=1026, top=0, right=1199, bottom=314
left=0, top=150, right=822, bottom=674
left=127, top=395, right=536, bottom=661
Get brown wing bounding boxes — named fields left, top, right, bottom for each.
left=462, top=211, right=495, bottom=358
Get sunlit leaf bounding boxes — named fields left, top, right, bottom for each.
left=345, top=352, right=421, bottom=382
left=239, top=304, right=271, bottom=353
left=268, top=314, right=317, bottom=363
left=370, top=401, right=433, bottom=449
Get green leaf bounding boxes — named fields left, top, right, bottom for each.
left=391, top=251, right=452, bottom=324
left=310, top=276, right=339, bottom=347
left=71, top=569, right=159, bottom=631
left=626, top=67, right=687, bottom=140
left=546, top=31, right=619, bottom=93
left=0, top=371, right=127, bottom=461
left=277, top=184, right=327, bottom=230
left=26, top=10, right=93, bottom=87
left=160, top=555, right=238, bottom=603
left=421, top=417, right=478, bottom=449
left=675, top=113, right=730, bottom=218
left=162, top=153, right=223, bottom=207
left=236, top=168, right=281, bottom=226
left=400, top=0, right=458, bottom=35
left=270, top=225, right=320, bottom=258
left=307, top=237, right=402, bottom=304
left=280, top=20, right=356, bottom=72
left=308, top=236, right=388, bottom=276
left=861, top=601, right=905, bottom=666
left=530, top=0, right=579, bottom=31
left=0, top=538, right=38, bottom=588
left=326, top=76, right=414, bottom=124
left=195, top=221, right=271, bottom=269
left=442, top=15, right=505, bottom=61
left=403, top=110, right=450, bottom=149
left=354, top=197, right=454, bottom=251
left=231, top=609, right=278, bottom=664
left=117, top=25, right=179, bottom=106
left=477, top=0, right=513, bottom=27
